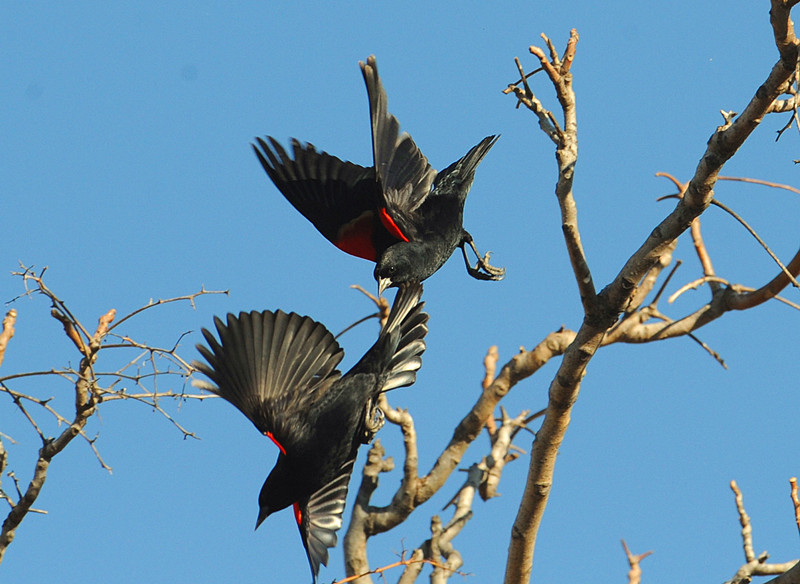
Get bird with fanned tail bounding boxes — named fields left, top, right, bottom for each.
left=192, top=282, right=428, bottom=583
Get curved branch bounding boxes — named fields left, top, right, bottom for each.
left=343, top=329, right=575, bottom=580
left=505, top=6, right=800, bottom=582
left=728, top=245, right=800, bottom=309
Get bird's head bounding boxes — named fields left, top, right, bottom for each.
left=374, top=246, right=418, bottom=295
left=256, top=459, right=295, bottom=530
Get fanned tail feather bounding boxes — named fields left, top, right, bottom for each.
left=379, top=282, right=429, bottom=392
left=433, top=135, right=499, bottom=194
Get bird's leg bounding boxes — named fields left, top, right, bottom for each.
left=460, top=232, right=506, bottom=281
left=361, top=398, right=385, bottom=444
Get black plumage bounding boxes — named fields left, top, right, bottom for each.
left=252, top=55, right=504, bottom=294
left=192, top=283, right=428, bottom=582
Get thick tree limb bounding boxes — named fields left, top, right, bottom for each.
left=763, top=561, right=800, bottom=584
left=343, top=328, right=574, bottom=580
left=504, top=6, right=800, bottom=582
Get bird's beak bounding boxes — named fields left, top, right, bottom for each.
left=255, top=506, right=269, bottom=530
left=377, top=277, right=391, bottom=297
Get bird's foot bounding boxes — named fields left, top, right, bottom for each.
left=361, top=400, right=385, bottom=443
left=467, top=251, right=506, bottom=281
left=461, top=237, right=505, bottom=281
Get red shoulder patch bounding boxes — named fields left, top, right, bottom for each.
left=265, top=431, right=287, bottom=455
left=334, top=211, right=377, bottom=261
left=379, top=208, right=410, bottom=242
left=293, top=501, right=303, bottom=526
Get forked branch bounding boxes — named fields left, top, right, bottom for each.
left=0, top=266, right=224, bottom=564
left=503, top=4, right=800, bottom=582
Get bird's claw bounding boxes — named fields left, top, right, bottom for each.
left=461, top=235, right=505, bottom=281
left=361, top=401, right=385, bottom=443
left=467, top=251, right=506, bottom=281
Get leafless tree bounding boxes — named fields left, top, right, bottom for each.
left=340, top=2, right=800, bottom=583
left=0, top=265, right=224, bottom=564
left=3, top=3, right=800, bottom=583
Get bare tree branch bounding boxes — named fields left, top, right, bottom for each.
left=710, top=198, right=800, bottom=289
left=341, top=323, right=570, bottom=580
left=718, top=175, right=800, bottom=195
left=726, top=480, right=799, bottom=584
left=727, top=246, right=800, bottom=309
left=344, top=396, right=534, bottom=582
left=791, top=477, right=800, bottom=538
left=0, top=266, right=224, bottom=564
left=763, top=561, right=800, bottom=584
left=732, top=480, right=757, bottom=564
left=335, top=554, right=458, bottom=584
left=341, top=316, right=572, bottom=581
left=621, top=539, right=653, bottom=584
left=396, top=466, right=481, bottom=584
left=504, top=6, right=800, bottom=582
left=0, top=310, right=16, bottom=369
left=336, top=285, right=390, bottom=338
left=482, top=346, right=499, bottom=435
left=478, top=408, right=528, bottom=501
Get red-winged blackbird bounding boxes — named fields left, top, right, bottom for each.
left=252, top=55, right=504, bottom=295
left=192, top=283, right=428, bottom=583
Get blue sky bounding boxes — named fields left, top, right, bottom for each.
left=2, top=2, right=798, bottom=583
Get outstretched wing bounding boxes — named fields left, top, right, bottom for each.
left=359, top=55, right=436, bottom=242
left=253, top=137, right=388, bottom=261
left=192, top=309, right=344, bottom=451
left=298, top=458, right=355, bottom=583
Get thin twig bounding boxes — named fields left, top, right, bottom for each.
left=718, top=175, right=800, bottom=195
left=108, top=287, right=228, bottom=332
left=685, top=331, right=728, bottom=369
left=347, top=284, right=390, bottom=331
left=650, top=260, right=682, bottom=306
left=504, top=64, right=545, bottom=91
left=334, top=555, right=463, bottom=583
left=621, top=539, right=653, bottom=584
left=791, top=477, right=800, bottom=539
left=731, top=480, right=756, bottom=563
left=710, top=198, right=800, bottom=289
left=0, top=310, right=17, bottom=369
left=668, top=276, right=732, bottom=304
